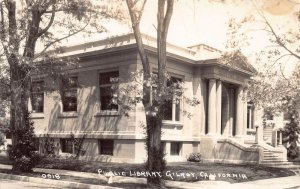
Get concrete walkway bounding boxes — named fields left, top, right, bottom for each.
left=0, top=164, right=299, bottom=189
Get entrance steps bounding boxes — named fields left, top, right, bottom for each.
left=263, top=124, right=274, bottom=143
left=260, top=148, right=292, bottom=166
left=244, top=139, right=290, bottom=165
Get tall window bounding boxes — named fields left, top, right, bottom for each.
left=98, top=140, right=114, bottom=155
left=31, top=81, right=44, bottom=113
left=62, top=76, right=78, bottom=112
left=163, top=77, right=181, bottom=121
left=99, top=71, right=119, bottom=111
left=61, top=139, right=74, bottom=153
left=247, top=103, right=254, bottom=129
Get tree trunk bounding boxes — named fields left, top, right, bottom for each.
left=9, top=58, right=31, bottom=146
left=126, top=0, right=174, bottom=188
left=144, top=106, right=165, bottom=188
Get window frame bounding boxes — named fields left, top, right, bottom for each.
left=60, top=138, right=74, bottom=154
left=98, top=139, right=114, bottom=156
left=162, top=75, right=183, bottom=123
left=31, top=80, right=45, bottom=113
left=61, top=76, right=78, bottom=112
left=170, top=142, right=181, bottom=156
left=98, top=70, right=119, bottom=112
left=247, top=103, right=254, bottom=130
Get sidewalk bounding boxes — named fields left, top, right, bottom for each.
left=0, top=163, right=299, bottom=189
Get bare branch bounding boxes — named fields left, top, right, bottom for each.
left=126, top=0, right=150, bottom=79
left=260, top=12, right=300, bottom=60
left=163, top=0, right=174, bottom=37
left=272, top=53, right=293, bottom=67
left=37, top=4, right=56, bottom=38
left=34, top=12, right=92, bottom=60
left=137, top=0, right=146, bottom=22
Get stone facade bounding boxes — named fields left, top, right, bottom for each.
left=26, top=33, right=283, bottom=164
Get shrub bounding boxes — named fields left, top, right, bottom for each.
left=0, top=132, right=4, bottom=146
left=40, top=134, right=56, bottom=156
left=187, top=153, right=201, bottom=162
left=8, top=112, right=41, bottom=172
left=282, top=113, right=300, bottom=159
left=0, top=132, right=5, bottom=152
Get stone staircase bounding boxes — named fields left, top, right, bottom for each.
left=261, top=149, right=286, bottom=163
left=263, top=125, right=273, bottom=143
left=260, top=148, right=292, bottom=166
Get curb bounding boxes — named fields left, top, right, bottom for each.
left=0, top=173, right=121, bottom=189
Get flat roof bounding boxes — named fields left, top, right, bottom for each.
left=46, top=33, right=256, bottom=75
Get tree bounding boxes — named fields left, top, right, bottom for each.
left=126, top=0, right=174, bottom=188
left=0, top=0, right=119, bottom=172
left=224, top=1, right=300, bottom=159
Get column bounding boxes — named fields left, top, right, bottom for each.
left=235, top=86, right=243, bottom=138
left=228, top=88, right=234, bottom=137
left=208, top=79, right=217, bottom=135
left=243, top=89, right=248, bottom=136
left=255, top=125, right=259, bottom=144
left=278, top=131, right=283, bottom=146
left=216, top=80, right=222, bottom=135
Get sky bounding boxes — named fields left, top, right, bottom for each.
left=39, top=0, right=299, bottom=75
left=93, top=0, right=299, bottom=75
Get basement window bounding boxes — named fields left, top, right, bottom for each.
left=170, top=142, right=181, bottom=156
left=98, top=140, right=114, bottom=156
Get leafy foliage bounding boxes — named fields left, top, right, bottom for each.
left=0, top=0, right=123, bottom=172
left=248, top=64, right=300, bottom=159
left=111, top=70, right=200, bottom=117
left=283, top=117, right=300, bottom=159
left=0, top=132, right=4, bottom=150
left=70, top=132, right=86, bottom=158
left=7, top=112, right=41, bottom=172
left=187, top=153, right=202, bottom=162
left=40, top=134, right=56, bottom=157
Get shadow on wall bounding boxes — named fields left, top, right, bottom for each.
left=47, top=82, right=123, bottom=133
left=46, top=78, right=125, bottom=161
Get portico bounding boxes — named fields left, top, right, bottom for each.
left=198, top=63, right=256, bottom=163
left=203, top=66, right=249, bottom=141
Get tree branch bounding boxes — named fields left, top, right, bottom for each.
left=34, top=12, right=92, bottom=60
left=126, top=0, right=150, bottom=79
left=262, top=14, right=300, bottom=60
left=137, top=0, right=147, bottom=22
left=163, top=0, right=173, bottom=37
left=37, top=4, right=55, bottom=38
left=6, top=0, right=19, bottom=54
left=272, top=53, right=293, bottom=66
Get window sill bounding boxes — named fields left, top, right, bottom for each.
left=246, top=129, right=256, bottom=135
left=98, top=154, right=113, bottom=156
left=94, top=111, right=120, bottom=117
left=31, top=113, right=45, bottom=119
left=162, top=120, right=183, bottom=127
left=170, top=154, right=181, bottom=157
left=58, top=112, right=78, bottom=118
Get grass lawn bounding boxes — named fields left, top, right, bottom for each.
left=0, top=155, right=296, bottom=184
left=0, top=168, right=151, bottom=189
